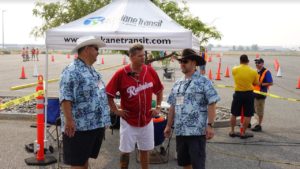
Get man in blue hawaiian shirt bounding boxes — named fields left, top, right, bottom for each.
left=164, top=48, right=220, bottom=169
left=59, top=36, right=111, bottom=169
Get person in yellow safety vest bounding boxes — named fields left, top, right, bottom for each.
left=252, top=58, right=273, bottom=132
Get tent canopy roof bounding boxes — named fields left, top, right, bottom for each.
left=46, top=0, right=199, bottom=51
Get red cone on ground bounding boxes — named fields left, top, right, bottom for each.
left=101, top=57, right=104, bottom=64
left=215, top=58, right=222, bottom=80
left=74, top=54, right=78, bottom=59
left=19, top=66, right=27, bottom=79
left=208, top=69, right=213, bottom=80
left=297, top=77, right=300, bottom=89
left=51, top=55, right=55, bottom=62
left=67, top=54, right=70, bottom=59
left=256, top=54, right=260, bottom=58
left=274, top=59, right=279, bottom=71
left=215, top=71, right=221, bottom=80
left=224, top=66, right=230, bottom=77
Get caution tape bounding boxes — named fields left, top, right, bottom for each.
left=214, top=84, right=300, bottom=102
left=10, top=64, right=123, bottom=91
left=0, top=90, right=44, bottom=110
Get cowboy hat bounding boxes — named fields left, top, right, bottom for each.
left=71, top=36, right=106, bottom=54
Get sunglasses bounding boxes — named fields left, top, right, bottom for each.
left=255, top=62, right=262, bottom=65
left=178, top=59, right=189, bottom=64
left=89, top=45, right=99, bottom=51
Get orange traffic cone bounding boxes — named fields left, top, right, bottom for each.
left=256, top=54, right=260, bottom=58
left=51, top=55, right=55, bottom=62
left=208, top=69, right=213, bottom=80
left=19, top=66, right=27, bottom=79
left=74, top=54, right=78, bottom=59
left=224, top=66, right=230, bottom=77
left=215, top=58, right=221, bottom=80
left=101, top=57, right=104, bottom=64
left=296, top=78, right=300, bottom=89
left=215, top=71, right=221, bottom=80
left=274, top=59, right=279, bottom=71
left=67, top=54, right=70, bottom=59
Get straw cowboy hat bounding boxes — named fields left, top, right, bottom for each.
left=71, top=36, right=106, bottom=54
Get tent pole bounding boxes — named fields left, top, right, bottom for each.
left=44, top=47, right=49, bottom=143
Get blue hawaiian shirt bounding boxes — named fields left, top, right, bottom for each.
left=59, top=59, right=111, bottom=132
left=167, top=71, right=220, bottom=136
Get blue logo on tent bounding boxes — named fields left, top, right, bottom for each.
left=84, top=16, right=105, bottom=25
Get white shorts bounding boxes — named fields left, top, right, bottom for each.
left=119, top=118, right=154, bottom=153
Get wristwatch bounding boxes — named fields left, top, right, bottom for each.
left=207, top=123, right=214, bottom=128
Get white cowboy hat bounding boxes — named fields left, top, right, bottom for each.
left=71, top=36, right=106, bottom=54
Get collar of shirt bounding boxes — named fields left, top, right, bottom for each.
left=75, top=58, right=98, bottom=77
left=179, top=70, right=201, bottom=81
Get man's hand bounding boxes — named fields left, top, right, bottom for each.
left=151, top=107, right=161, bottom=117
left=164, top=125, right=172, bottom=138
left=65, top=118, right=76, bottom=137
left=114, top=109, right=128, bottom=118
left=206, top=126, right=214, bottom=140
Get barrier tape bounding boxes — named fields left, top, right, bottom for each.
left=0, top=90, right=44, bottom=110
left=10, top=64, right=123, bottom=91
left=215, top=84, right=300, bottom=102
left=2, top=64, right=124, bottom=109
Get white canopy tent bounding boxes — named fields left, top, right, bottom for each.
left=45, top=0, right=200, bottom=51
left=43, top=0, right=200, bottom=131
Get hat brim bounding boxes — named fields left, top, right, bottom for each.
left=177, top=54, right=204, bottom=66
left=71, top=38, right=106, bottom=54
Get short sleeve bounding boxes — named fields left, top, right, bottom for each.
left=167, top=84, right=177, bottom=106
left=265, top=71, right=273, bottom=83
left=59, top=69, right=76, bottom=103
left=106, top=69, right=121, bottom=97
left=203, top=79, right=221, bottom=104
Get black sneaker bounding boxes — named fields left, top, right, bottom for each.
left=251, top=125, right=262, bottom=132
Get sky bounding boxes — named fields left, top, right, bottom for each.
left=0, top=0, right=300, bottom=47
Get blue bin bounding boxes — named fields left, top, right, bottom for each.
left=46, top=98, right=60, bottom=124
left=153, top=116, right=167, bottom=146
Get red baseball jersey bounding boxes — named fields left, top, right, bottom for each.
left=106, top=64, right=163, bottom=127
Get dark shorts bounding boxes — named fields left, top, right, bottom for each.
left=63, top=127, right=105, bottom=166
left=176, top=136, right=206, bottom=169
left=231, top=91, right=254, bottom=117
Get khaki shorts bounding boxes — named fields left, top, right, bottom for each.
left=254, top=98, right=265, bottom=116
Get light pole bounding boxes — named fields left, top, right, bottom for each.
left=2, top=10, right=5, bottom=49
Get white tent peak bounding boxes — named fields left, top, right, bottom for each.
left=46, top=0, right=200, bottom=51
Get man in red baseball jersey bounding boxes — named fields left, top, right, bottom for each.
left=106, top=44, right=163, bottom=169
